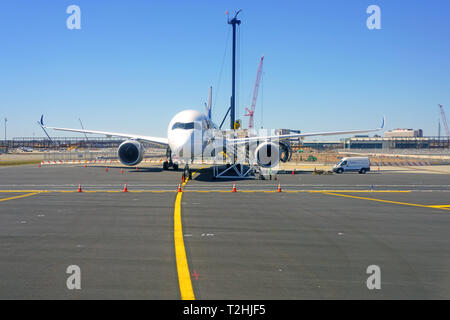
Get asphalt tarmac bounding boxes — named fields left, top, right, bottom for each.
left=0, top=164, right=449, bottom=299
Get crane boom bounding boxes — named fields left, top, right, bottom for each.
left=245, top=55, right=264, bottom=130
left=439, top=104, right=450, bottom=137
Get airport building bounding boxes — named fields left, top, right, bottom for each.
left=340, top=128, right=448, bottom=149
left=384, top=128, right=423, bottom=138
left=342, top=136, right=449, bottom=149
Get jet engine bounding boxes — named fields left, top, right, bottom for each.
left=254, top=142, right=280, bottom=168
left=117, top=140, right=144, bottom=166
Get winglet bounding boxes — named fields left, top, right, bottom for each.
left=37, top=115, right=53, bottom=143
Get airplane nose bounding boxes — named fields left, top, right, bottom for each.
left=171, top=131, right=193, bottom=156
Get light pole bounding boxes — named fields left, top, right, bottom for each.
left=228, top=10, right=241, bottom=131
left=4, top=117, right=7, bottom=142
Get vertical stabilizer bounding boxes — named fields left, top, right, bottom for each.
left=206, top=86, right=212, bottom=119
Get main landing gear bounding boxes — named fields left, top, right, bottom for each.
left=163, top=147, right=179, bottom=171
left=163, top=160, right=178, bottom=171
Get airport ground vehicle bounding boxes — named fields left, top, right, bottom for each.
left=333, top=157, right=370, bottom=174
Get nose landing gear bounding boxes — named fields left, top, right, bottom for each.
left=183, top=164, right=192, bottom=180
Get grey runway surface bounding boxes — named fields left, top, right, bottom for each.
left=182, top=192, right=450, bottom=299
left=0, top=165, right=449, bottom=299
left=0, top=191, right=178, bottom=299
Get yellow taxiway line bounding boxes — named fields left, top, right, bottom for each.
left=0, top=189, right=414, bottom=193
left=172, top=169, right=202, bottom=300
left=173, top=187, right=195, bottom=300
left=321, top=192, right=450, bottom=211
left=0, top=192, right=41, bottom=202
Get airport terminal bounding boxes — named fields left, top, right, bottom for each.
left=1, top=2, right=450, bottom=303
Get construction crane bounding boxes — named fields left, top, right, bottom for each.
left=439, top=104, right=450, bottom=137
left=245, top=55, right=264, bottom=132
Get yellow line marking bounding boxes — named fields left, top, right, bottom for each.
left=0, top=192, right=41, bottom=202
left=306, top=190, right=411, bottom=193
left=0, top=189, right=413, bottom=193
left=321, top=192, right=450, bottom=211
left=398, top=165, right=450, bottom=175
left=0, top=190, right=50, bottom=193
left=186, top=190, right=412, bottom=193
left=0, top=190, right=178, bottom=193
left=172, top=165, right=208, bottom=299
left=171, top=166, right=206, bottom=300
left=174, top=187, right=195, bottom=300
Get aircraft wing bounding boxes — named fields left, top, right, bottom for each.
left=39, top=115, right=168, bottom=146
left=227, top=117, right=385, bottom=144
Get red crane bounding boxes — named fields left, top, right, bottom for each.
left=245, top=55, right=264, bottom=130
left=439, top=104, right=450, bottom=137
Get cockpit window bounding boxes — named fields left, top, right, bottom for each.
left=172, top=122, right=195, bottom=130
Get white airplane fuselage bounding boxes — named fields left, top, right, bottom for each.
left=167, top=109, right=218, bottom=161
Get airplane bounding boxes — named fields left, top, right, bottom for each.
left=39, top=110, right=385, bottom=179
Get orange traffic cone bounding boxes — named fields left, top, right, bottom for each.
left=277, top=183, right=282, bottom=192
left=232, top=183, right=237, bottom=192
left=78, top=184, right=82, bottom=192
left=123, top=183, right=128, bottom=192
left=136, top=166, right=138, bottom=170
left=182, top=175, right=185, bottom=183
left=120, top=169, right=124, bottom=174
left=84, top=164, right=87, bottom=168
left=105, top=167, right=109, bottom=173
left=178, top=184, right=182, bottom=192
left=292, top=169, right=295, bottom=175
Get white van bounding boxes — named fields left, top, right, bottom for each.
left=333, top=157, right=370, bottom=174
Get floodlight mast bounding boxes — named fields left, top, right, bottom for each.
left=228, top=10, right=241, bottom=131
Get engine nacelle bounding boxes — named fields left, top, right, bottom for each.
left=118, top=140, right=144, bottom=166
left=255, top=142, right=280, bottom=168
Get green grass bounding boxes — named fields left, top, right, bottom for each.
left=0, top=160, right=42, bottom=166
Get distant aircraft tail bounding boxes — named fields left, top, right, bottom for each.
left=206, top=86, right=212, bottom=119
left=37, top=115, right=53, bottom=142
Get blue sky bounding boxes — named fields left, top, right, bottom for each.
left=1, top=0, right=449, bottom=139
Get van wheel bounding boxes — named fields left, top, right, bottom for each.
left=336, top=168, right=343, bottom=174
left=359, top=168, right=366, bottom=174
